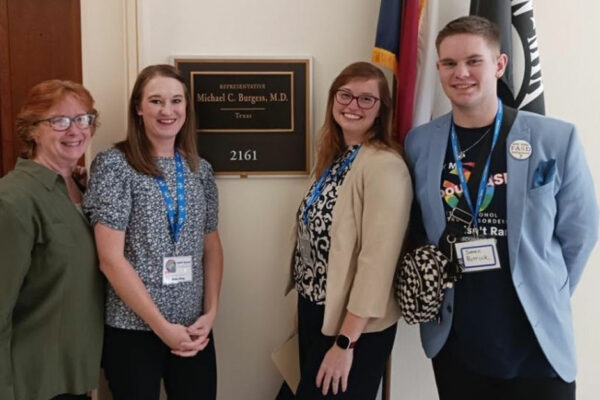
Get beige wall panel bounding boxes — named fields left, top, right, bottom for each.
left=81, top=0, right=132, bottom=165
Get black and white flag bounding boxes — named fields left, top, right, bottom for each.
left=471, top=0, right=545, bottom=114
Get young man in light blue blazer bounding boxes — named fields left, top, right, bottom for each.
left=405, top=15, right=598, bottom=400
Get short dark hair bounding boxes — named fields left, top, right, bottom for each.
left=435, top=15, right=501, bottom=53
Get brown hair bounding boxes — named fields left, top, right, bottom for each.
left=313, top=61, right=398, bottom=178
left=116, top=64, right=198, bottom=176
left=15, top=80, right=98, bottom=159
left=435, top=15, right=501, bottom=53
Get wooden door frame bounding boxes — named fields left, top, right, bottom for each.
left=0, top=0, right=82, bottom=176
left=0, top=0, right=12, bottom=174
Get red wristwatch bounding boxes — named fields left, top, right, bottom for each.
left=335, top=334, right=357, bottom=350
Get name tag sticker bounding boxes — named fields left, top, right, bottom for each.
left=162, top=255, right=193, bottom=285
left=455, top=238, right=501, bottom=272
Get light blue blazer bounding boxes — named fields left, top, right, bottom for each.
left=405, top=109, right=598, bottom=382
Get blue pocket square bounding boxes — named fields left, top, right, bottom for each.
left=532, top=159, right=556, bottom=188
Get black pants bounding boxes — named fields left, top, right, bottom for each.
left=50, top=395, right=90, bottom=400
left=102, top=325, right=217, bottom=400
left=277, top=295, right=397, bottom=400
left=432, top=343, right=576, bottom=400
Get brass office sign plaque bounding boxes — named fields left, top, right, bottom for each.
left=194, top=72, right=293, bottom=132
left=175, top=58, right=310, bottom=176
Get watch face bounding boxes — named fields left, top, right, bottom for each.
left=336, top=334, right=351, bottom=349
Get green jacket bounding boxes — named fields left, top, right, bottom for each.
left=0, top=159, right=104, bottom=400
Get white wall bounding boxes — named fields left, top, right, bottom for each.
left=81, top=1, right=600, bottom=399
left=81, top=0, right=132, bottom=165
left=535, top=3, right=600, bottom=397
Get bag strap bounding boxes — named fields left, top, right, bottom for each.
left=439, top=105, right=518, bottom=276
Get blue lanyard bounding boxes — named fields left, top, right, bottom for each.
left=302, top=146, right=361, bottom=225
left=155, top=149, right=187, bottom=243
left=450, top=98, right=503, bottom=228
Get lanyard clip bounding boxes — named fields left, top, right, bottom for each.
left=448, top=207, right=473, bottom=228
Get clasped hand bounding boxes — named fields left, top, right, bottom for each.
left=157, top=311, right=216, bottom=357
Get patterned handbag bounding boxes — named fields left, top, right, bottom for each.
left=395, top=244, right=457, bottom=324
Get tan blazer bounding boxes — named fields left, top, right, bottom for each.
left=286, top=144, right=413, bottom=335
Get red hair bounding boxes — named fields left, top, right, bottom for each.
left=16, top=80, right=98, bottom=159
left=313, top=62, right=399, bottom=178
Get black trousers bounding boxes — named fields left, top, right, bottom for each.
left=277, top=295, right=397, bottom=400
left=102, top=325, right=217, bottom=400
left=432, top=343, right=576, bottom=400
left=50, top=395, right=90, bottom=400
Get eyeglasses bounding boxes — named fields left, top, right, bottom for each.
left=36, top=114, right=96, bottom=131
left=334, top=90, right=380, bottom=110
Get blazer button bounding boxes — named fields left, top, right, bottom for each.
left=446, top=305, right=452, bottom=313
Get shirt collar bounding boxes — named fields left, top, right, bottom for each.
left=15, top=158, right=62, bottom=190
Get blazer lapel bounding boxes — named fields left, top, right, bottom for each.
left=427, top=114, right=451, bottom=241
left=329, top=145, right=366, bottom=240
left=506, top=113, right=531, bottom=272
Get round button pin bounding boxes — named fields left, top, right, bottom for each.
left=509, top=140, right=532, bottom=160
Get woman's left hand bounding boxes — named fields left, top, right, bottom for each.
left=172, top=311, right=216, bottom=357
left=187, top=309, right=216, bottom=339
left=316, top=344, right=353, bottom=395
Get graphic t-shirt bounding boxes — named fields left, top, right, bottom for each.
left=441, top=124, right=509, bottom=251
left=440, top=123, right=555, bottom=378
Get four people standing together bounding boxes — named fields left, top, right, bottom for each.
left=0, top=14, right=597, bottom=400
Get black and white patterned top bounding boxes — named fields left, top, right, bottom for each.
left=293, top=145, right=360, bottom=304
left=83, top=148, right=218, bottom=330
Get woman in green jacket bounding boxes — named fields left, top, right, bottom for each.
left=0, top=80, right=104, bottom=400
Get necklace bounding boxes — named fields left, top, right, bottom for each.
left=457, top=127, right=491, bottom=160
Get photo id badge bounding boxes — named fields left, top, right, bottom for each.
left=297, top=224, right=313, bottom=267
left=454, top=238, right=501, bottom=273
left=162, top=255, right=193, bottom=285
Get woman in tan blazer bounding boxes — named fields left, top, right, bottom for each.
left=278, top=62, right=412, bottom=399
